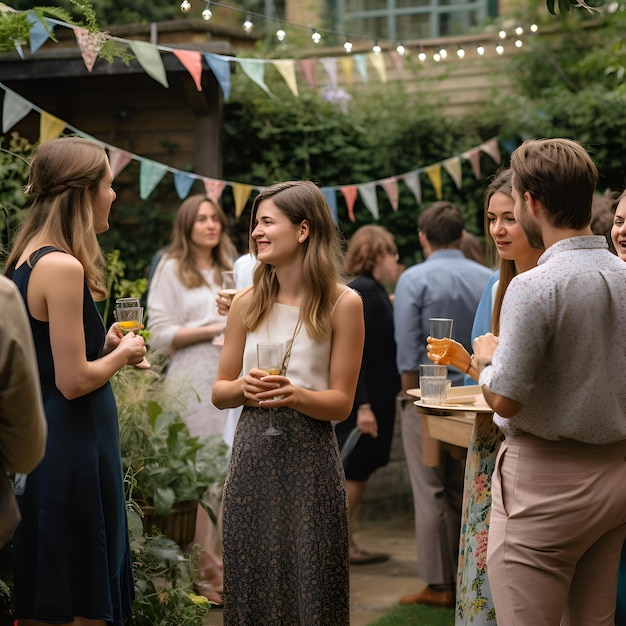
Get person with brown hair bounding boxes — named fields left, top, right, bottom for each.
left=212, top=180, right=364, bottom=624
left=337, top=225, right=401, bottom=564
left=5, top=136, right=146, bottom=625
left=147, top=194, right=237, bottom=603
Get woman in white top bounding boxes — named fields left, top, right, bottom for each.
left=212, top=180, right=364, bottom=625
left=147, top=194, right=236, bottom=603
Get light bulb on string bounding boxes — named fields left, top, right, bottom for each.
left=530, top=24, right=539, bottom=32
left=439, top=47, right=447, bottom=59
left=476, top=44, right=485, bottom=56
left=515, top=26, right=523, bottom=35
left=418, top=50, right=427, bottom=62
left=243, top=13, right=254, bottom=33
left=496, top=44, right=504, bottom=55
left=344, top=39, right=353, bottom=53
left=498, top=29, right=507, bottom=39
left=372, top=40, right=381, bottom=54
left=276, top=24, right=286, bottom=42
left=202, top=2, right=212, bottom=20
left=311, top=30, right=321, bottom=44
left=457, top=46, right=465, bottom=59
left=396, top=42, right=405, bottom=56
left=434, top=52, right=441, bottom=62
left=180, top=0, right=191, bottom=13
left=515, top=39, right=523, bottom=48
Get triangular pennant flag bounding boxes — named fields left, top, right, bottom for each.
left=426, top=164, right=443, bottom=200
left=480, top=138, right=501, bottom=164
left=204, top=178, right=226, bottom=203
left=139, top=159, right=169, bottom=199
left=402, top=171, right=422, bottom=205
left=74, top=28, right=103, bottom=72
left=173, top=49, right=203, bottom=91
left=322, top=187, right=337, bottom=224
left=463, top=148, right=481, bottom=180
left=339, top=57, right=354, bottom=86
left=369, top=52, right=387, bottom=83
left=354, top=54, right=369, bottom=83
left=238, top=59, right=272, bottom=96
left=272, top=60, right=298, bottom=97
left=14, top=42, right=24, bottom=59
left=174, top=171, right=195, bottom=199
left=443, top=156, right=463, bottom=190
left=130, top=40, right=169, bottom=88
left=204, top=54, right=231, bottom=101
left=233, top=183, right=253, bottom=218
left=358, top=182, right=379, bottom=220
left=40, top=111, right=66, bottom=143
left=340, top=185, right=358, bottom=223
left=298, top=59, right=317, bottom=90
left=388, top=50, right=405, bottom=76
left=319, top=57, right=338, bottom=88
left=28, top=13, right=53, bottom=54
left=380, top=177, right=399, bottom=211
left=108, top=147, right=133, bottom=178
left=2, top=90, right=32, bottom=133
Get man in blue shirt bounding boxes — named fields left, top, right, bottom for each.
left=394, top=201, right=492, bottom=608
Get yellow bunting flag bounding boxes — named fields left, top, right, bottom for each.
left=272, top=60, right=298, bottom=97
left=369, top=52, right=387, bottom=83
left=339, top=57, right=354, bottom=86
left=40, top=111, right=66, bottom=143
left=233, top=183, right=253, bottom=217
left=443, top=156, right=462, bottom=190
left=425, top=164, right=443, bottom=200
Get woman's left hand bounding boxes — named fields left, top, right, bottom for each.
left=255, top=373, right=296, bottom=407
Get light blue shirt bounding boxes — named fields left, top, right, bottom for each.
left=394, top=249, right=493, bottom=386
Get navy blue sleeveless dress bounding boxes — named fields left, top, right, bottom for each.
left=11, top=247, right=134, bottom=624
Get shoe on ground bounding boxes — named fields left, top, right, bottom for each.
left=349, top=547, right=390, bottom=565
left=399, top=586, right=455, bottom=608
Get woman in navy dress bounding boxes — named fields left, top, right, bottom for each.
left=5, top=137, right=147, bottom=626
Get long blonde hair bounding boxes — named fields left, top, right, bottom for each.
left=165, top=195, right=236, bottom=288
left=241, top=181, right=343, bottom=342
left=5, top=137, right=109, bottom=300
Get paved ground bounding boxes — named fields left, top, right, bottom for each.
left=205, top=514, right=422, bottom=626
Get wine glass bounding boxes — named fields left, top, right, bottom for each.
left=428, top=318, right=453, bottom=361
left=257, top=342, right=284, bottom=436
left=114, top=297, right=143, bottom=334
left=213, top=271, right=238, bottom=347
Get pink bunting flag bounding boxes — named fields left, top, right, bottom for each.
left=108, top=147, right=134, bottom=178
left=173, top=49, right=203, bottom=91
left=480, top=138, right=501, bottom=165
left=464, top=148, right=482, bottom=180
left=380, top=177, right=399, bottom=211
left=298, top=59, right=317, bottom=90
left=340, top=185, right=358, bottom=223
left=204, top=178, right=226, bottom=203
left=74, top=28, right=104, bottom=72
left=388, top=50, right=405, bottom=76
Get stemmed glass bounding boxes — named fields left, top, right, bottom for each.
left=213, top=271, right=238, bottom=346
left=257, top=342, right=284, bottom=436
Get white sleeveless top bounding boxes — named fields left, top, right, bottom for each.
left=242, top=292, right=349, bottom=392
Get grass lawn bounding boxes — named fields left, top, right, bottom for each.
left=369, top=604, right=455, bottom=625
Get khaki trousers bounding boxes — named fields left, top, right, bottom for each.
left=488, top=434, right=626, bottom=626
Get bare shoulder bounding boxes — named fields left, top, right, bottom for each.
left=334, top=284, right=363, bottom=311
left=31, top=251, right=84, bottom=287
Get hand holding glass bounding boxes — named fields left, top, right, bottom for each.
left=114, top=298, right=143, bottom=334
left=428, top=318, right=453, bottom=361
left=257, top=342, right=284, bottom=436
left=221, top=270, right=237, bottom=302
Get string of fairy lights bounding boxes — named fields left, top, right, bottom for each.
left=178, top=0, right=541, bottom=61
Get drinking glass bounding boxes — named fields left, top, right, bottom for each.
left=257, top=341, right=284, bottom=436
left=220, top=270, right=237, bottom=302
left=428, top=318, right=454, bottom=361
left=114, top=298, right=143, bottom=334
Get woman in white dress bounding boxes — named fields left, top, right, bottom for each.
left=147, top=194, right=236, bottom=603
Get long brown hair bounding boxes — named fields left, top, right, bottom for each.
left=241, top=181, right=343, bottom=341
left=5, top=137, right=109, bottom=300
left=165, top=195, right=236, bottom=288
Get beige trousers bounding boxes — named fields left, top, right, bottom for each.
left=488, top=434, right=626, bottom=626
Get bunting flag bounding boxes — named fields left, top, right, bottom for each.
left=388, top=50, right=405, bottom=76
left=2, top=90, right=32, bottom=133
left=359, top=182, right=380, bottom=220
left=340, top=185, right=358, bottom=223
left=380, top=177, right=399, bottom=211
left=233, top=183, right=253, bottom=217
left=108, top=147, right=133, bottom=178
left=322, top=187, right=338, bottom=224
left=204, top=178, right=226, bottom=203
left=319, top=57, right=338, bottom=89
left=139, top=158, right=169, bottom=199
left=173, top=49, right=203, bottom=91
left=204, top=54, right=231, bottom=101
left=403, top=171, right=422, bottom=205
left=480, top=137, right=501, bottom=164
left=443, top=156, right=463, bottom=189
left=339, top=57, right=354, bottom=86
left=14, top=42, right=24, bottom=60
left=40, top=111, right=66, bottom=143
left=298, top=59, right=317, bottom=90
left=174, top=171, right=196, bottom=199
left=74, top=28, right=103, bottom=72
left=369, top=53, right=387, bottom=83
left=130, top=40, right=169, bottom=88
left=464, top=148, right=482, bottom=180
left=28, top=13, right=52, bottom=54
left=354, top=54, right=368, bottom=83
left=425, top=164, right=443, bottom=200
left=272, top=60, right=298, bottom=97
left=238, top=59, right=272, bottom=96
